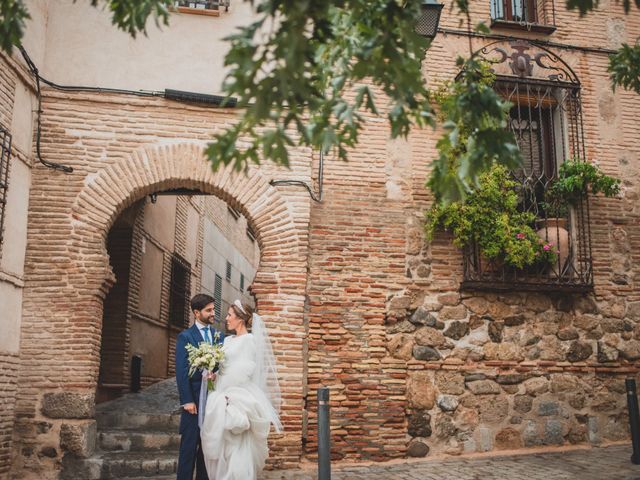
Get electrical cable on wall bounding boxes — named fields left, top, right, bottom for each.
left=270, top=150, right=324, bottom=203
left=19, top=46, right=74, bottom=173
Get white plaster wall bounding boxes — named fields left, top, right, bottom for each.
left=32, top=0, right=257, bottom=93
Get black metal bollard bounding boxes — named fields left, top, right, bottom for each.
left=626, top=378, right=640, bottom=464
left=318, top=387, right=331, bottom=480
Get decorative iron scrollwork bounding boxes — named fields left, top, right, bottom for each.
left=473, top=40, right=580, bottom=84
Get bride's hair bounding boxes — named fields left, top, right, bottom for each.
left=230, top=302, right=255, bottom=330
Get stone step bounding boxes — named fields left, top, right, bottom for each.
left=98, top=430, right=181, bottom=453
left=96, top=412, right=181, bottom=431
left=62, top=451, right=178, bottom=480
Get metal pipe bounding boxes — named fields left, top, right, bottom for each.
left=626, top=378, right=640, bottom=464
left=317, top=387, right=331, bottom=480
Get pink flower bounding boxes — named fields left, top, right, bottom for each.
left=543, top=244, right=551, bottom=251
left=516, top=233, right=525, bottom=240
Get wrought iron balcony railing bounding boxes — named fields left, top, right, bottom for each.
left=461, top=42, right=593, bottom=293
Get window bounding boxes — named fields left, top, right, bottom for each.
left=490, top=0, right=556, bottom=33
left=169, top=253, right=192, bottom=327
left=240, top=273, right=244, bottom=292
left=226, top=261, right=232, bottom=281
left=174, top=1, right=229, bottom=16
left=227, top=206, right=240, bottom=220
left=0, top=126, right=11, bottom=251
left=246, top=226, right=256, bottom=243
left=214, top=274, right=222, bottom=323
left=461, top=41, right=592, bottom=292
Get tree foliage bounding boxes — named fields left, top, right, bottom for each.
left=0, top=0, right=638, bottom=201
left=428, top=57, right=521, bottom=203
left=206, top=0, right=434, bottom=172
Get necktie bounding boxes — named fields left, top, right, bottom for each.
left=203, top=326, right=212, bottom=344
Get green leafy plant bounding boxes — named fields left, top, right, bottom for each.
left=426, top=164, right=558, bottom=269
left=543, top=160, right=621, bottom=216
left=427, top=57, right=522, bottom=204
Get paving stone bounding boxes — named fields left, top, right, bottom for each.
left=260, top=445, right=640, bottom=480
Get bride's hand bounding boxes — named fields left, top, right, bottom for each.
left=207, top=372, right=217, bottom=381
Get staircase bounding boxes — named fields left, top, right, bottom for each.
left=62, top=379, right=182, bottom=480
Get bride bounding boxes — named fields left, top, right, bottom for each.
left=200, top=300, right=282, bottom=480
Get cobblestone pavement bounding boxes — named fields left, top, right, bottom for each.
left=261, top=444, right=640, bottom=480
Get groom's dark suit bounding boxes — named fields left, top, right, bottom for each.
left=175, top=323, right=224, bottom=480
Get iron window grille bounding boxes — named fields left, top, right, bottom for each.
left=169, top=253, right=192, bottom=327
left=0, top=126, right=10, bottom=251
left=490, top=0, right=556, bottom=33
left=461, top=41, right=593, bottom=293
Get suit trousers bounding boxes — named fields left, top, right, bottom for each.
left=177, top=410, right=208, bottom=480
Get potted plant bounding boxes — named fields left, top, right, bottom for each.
left=426, top=164, right=558, bottom=271
left=538, top=160, right=621, bottom=273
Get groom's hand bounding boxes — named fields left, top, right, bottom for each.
left=183, top=403, right=197, bottom=415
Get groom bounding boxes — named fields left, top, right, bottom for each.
left=175, top=293, right=224, bottom=480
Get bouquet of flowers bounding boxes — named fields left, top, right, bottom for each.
left=185, top=334, right=225, bottom=391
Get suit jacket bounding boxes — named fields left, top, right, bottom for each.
left=175, top=323, right=225, bottom=406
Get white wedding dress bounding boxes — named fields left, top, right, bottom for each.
left=200, top=333, right=279, bottom=480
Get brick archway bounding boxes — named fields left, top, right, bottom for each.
left=15, top=143, right=308, bottom=476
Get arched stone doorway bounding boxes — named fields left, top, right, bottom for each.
left=13, top=143, right=308, bottom=478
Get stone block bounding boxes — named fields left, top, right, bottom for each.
left=619, top=340, right=640, bottom=361
left=436, top=395, right=459, bottom=412
left=537, top=401, right=559, bottom=417
left=60, top=421, right=97, bottom=458
left=407, top=440, right=430, bottom=457
left=566, top=341, right=593, bottom=362
left=543, top=419, right=563, bottom=445
left=597, top=341, right=619, bottom=362
left=415, top=327, right=446, bottom=347
left=466, top=380, right=500, bottom=395
left=495, top=427, right=522, bottom=450
left=407, top=372, right=436, bottom=409
left=438, top=305, right=467, bottom=321
left=479, top=396, right=509, bottom=423
left=407, top=410, right=432, bottom=437
left=514, top=395, right=533, bottom=414
left=409, top=307, right=437, bottom=326
left=523, top=377, right=549, bottom=396
left=436, top=372, right=465, bottom=395
left=504, top=314, right=526, bottom=327
left=388, top=334, right=414, bottom=360
left=478, top=427, right=493, bottom=452
left=557, top=328, right=579, bottom=341
left=412, top=345, right=441, bottom=361
left=444, top=321, right=469, bottom=340
left=42, top=392, right=95, bottom=419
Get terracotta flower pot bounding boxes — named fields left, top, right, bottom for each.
left=536, top=218, right=570, bottom=275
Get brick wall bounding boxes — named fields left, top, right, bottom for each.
left=0, top=353, right=19, bottom=477
left=0, top=51, right=35, bottom=480
left=11, top=95, right=311, bottom=476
